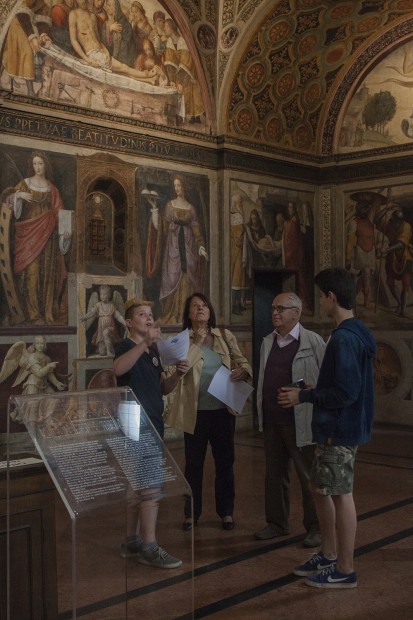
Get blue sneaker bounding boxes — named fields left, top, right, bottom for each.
left=305, top=565, right=357, bottom=588
left=293, top=552, right=336, bottom=576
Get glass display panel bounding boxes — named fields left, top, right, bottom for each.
left=6, top=387, right=194, bottom=619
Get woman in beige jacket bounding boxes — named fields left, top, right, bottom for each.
left=167, top=293, right=252, bottom=531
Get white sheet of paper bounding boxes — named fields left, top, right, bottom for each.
left=207, top=366, right=254, bottom=414
left=157, top=329, right=190, bottom=366
left=58, top=209, right=73, bottom=235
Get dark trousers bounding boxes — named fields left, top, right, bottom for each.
left=184, top=409, right=235, bottom=521
left=264, top=424, right=318, bottom=533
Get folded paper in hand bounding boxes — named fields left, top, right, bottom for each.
left=157, top=329, right=189, bottom=366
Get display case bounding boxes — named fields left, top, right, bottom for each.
left=5, top=388, right=194, bottom=619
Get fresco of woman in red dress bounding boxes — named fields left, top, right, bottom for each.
left=3, top=151, right=71, bottom=325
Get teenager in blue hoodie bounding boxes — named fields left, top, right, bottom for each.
left=278, top=267, right=376, bottom=589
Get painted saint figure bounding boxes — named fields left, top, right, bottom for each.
left=230, top=194, right=247, bottom=315
left=1, top=0, right=52, bottom=96
left=88, top=0, right=108, bottom=28
left=247, top=209, right=266, bottom=244
left=100, top=0, right=136, bottom=67
left=163, top=18, right=204, bottom=124
left=146, top=175, right=208, bottom=324
left=374, top=205, right=413, bottom=317
left=150, top=10, right=168, bottom=58
left=346, top=201, right=377, bottom=309
left=282, top=201, right=312, bottom=315
left=273, top=213, right=285, bottom=262
left=129, top=1, right=152, bottom=54
left=51, top=0, right=76, bottom=54
left=134, top=38, right=167, bottom=85
left=3, top=151, right=71, bottom=325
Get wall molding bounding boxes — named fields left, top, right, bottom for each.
left=1, top=106, right=412, bottom=184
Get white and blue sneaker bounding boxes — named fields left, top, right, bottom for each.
left=305, top=565, right=357, bottom=588
left=293, top=552, right=336, bottom=576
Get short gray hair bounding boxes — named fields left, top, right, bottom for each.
left=283, top=291, right=302, bottom=313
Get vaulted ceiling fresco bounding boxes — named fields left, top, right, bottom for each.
left=221, top=0, right=413, bottom=156
left=2, top=1, right=413, bottom=157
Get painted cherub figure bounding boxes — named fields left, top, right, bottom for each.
left=80, top=285, right=127, bottom=357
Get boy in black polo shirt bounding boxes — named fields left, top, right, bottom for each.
left=114, top=299, right=189, bottom=568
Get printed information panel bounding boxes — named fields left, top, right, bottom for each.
left=8, top=387, right=189, bottom=517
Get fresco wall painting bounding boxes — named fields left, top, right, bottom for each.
left=0, top=147, right=76, bottom=328
left=0, top=142, right=211, bottom=431
left=3, top=1, right=413, bottom=435
left=230, top=178, right=315, bottom=324
left=0, top=0, right=210, bottom=131
left=339, top=40, right=413, bottom=154
left=345, top=184, right=413, bottom=326
left=138, top=166, right=210, bottom=324
left=345, top=183, right=413, bottom=426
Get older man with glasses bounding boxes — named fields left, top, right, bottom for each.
left=254, top=291, right=326, bottom=547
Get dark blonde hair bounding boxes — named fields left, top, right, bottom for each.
left=124, top=298, right=153, bottom=320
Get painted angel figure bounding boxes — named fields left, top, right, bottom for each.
left=80, top=284, right=127, bottom=357
left=0, top=336, right=66, bottom=397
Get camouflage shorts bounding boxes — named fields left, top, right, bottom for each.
left=310, top=444, right=358, bottom=496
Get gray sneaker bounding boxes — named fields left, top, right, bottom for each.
left=303, top=529, right=321, bottom=548
left=254, top=525, right=289, bottom=540
left=120, top=537, right=142, bottom=558
left=137, top=546, right=182, bottom=569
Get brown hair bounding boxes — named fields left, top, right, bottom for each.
left=182, top=293, right=216, bottom=330
left=28, top=151, right=53, bottom=181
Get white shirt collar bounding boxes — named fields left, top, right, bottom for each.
left=274, top=322, right=300, bottom=347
